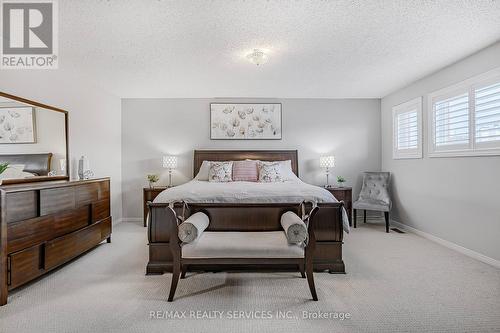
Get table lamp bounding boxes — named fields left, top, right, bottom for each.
left=162, top=155, right=178, bottom=187
left=319, top=155, right=335, bottom=188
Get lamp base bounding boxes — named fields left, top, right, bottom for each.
left=324, top=184, right=333, bottom=189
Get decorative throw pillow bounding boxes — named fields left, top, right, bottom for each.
left=208, top=161, right=233, bottom=182
left=258, top=161, right=283, bottom=182
left=232, top=160, right=258, bottom=182
left=258, top=160, right=298, bottom=181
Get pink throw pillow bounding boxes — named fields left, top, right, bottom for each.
left=232, top=160, right=258, bottom=182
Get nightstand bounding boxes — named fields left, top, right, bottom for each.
left=325, top=187, right=352, bottom=226
left=143, top=187, right=168, bottom=227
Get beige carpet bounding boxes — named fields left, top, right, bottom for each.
left=0, top=217, right=499, bottom=333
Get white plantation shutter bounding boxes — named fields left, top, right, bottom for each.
left=397, top=110, right=418, bottom=149
left=475, top=82, right=500, bottom=145
left=393, top=97, right=422, bottom=159
left=433, top=93, right=469, bottom=147
left=428, top=68, right=500, bottom=157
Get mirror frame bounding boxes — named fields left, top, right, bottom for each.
left=0, top=91, right=69, bottom=185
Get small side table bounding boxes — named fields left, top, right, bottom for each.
left=325, top=186, right=352, bottom=226
left=143, top=187, right=168, bottom=227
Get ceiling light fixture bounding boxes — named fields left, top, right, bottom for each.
left=246, top=49, right=268, bottom=66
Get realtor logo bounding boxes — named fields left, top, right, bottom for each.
left=1, top=0, right=58, bottom=69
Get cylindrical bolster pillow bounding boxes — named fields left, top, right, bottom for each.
left=178, top=212, right=210, bottom=243
left=280, top=211, right=308, bottom=244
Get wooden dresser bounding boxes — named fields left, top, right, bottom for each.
left=0, top=178, right=112, bottom=306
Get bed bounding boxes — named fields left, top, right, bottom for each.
left=0, top=153, right=52, bottom=177
left=147, top=150, right=347, bottom=274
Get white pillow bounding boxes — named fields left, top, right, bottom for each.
left=194, top=161, right=211, bottom=180
left=278, top=160, right=299, bottom=181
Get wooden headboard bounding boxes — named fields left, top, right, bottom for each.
left=0, top=153, right=52, bottom=176
left=193, top=150, right=298, bottom=177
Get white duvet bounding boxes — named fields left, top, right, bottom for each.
left=153, top=180, right=350, bottom=232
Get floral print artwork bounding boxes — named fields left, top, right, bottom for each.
left=0, top=107, right=36, bottom=143
left=210, top=103, right=282, bottom=139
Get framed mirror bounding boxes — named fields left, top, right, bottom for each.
left=0, top=91, right=69, bottom=185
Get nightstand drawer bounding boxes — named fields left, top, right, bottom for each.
left=331, top=190, right=346, bottom=201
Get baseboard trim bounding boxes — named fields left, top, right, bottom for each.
left=391, top=219, right=500, bottom=269
left=120, top=217, right=143, bottom=223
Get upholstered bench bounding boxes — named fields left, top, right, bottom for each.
left=165, top=203, right=320, bottom=302
left=182, top=232, right=305, bottom=259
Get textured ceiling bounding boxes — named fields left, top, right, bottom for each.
left=58, top=0, right=500, bottom=98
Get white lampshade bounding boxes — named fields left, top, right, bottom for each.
left=162, top=155, right=177, bottom=169
left=319, top=155, right=335, bottom=168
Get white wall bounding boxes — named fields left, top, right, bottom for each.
left=0, top=71, right=123, bottom=222
left=121, top=98, right=381, bottom=219
left=381, top=42, right=500, bottom=261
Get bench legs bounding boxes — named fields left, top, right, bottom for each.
left=306, top=258, right=318, bottom=301
left=180, top=265, right=188, bottom=279
left=167, top=262, right=317, bottom=301
left=299, top=263, right=306, bottom=278
left=168, top=258, right=181, bottom=302
left=385, top=212, right=390, bottom=233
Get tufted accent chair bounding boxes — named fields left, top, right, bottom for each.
left=352, top=172, right=392, bottom=232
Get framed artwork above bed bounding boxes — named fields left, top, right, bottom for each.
left=210, top=103, right=282, bottom=140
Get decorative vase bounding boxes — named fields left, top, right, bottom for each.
left=338, top=182, right=345, bottom=188
left=78, top=156, right=90, bottom=180
left=149, top=181, right=155, bottom=189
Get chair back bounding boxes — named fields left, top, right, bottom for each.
left=359, top=172, right=391, bottom=204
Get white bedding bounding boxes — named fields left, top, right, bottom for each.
left=153, top=179, right=350, bottom=232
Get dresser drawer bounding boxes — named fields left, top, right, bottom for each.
left=98, top=180, right=110, bottom=200
left=45, top=218, right=109, bottom=270
left=75, top=183, right=99, bottom=205
left=5, top=191, right=38, bottom=223
left=40, top=187, right=76, bottom=216
left=7, top=206, right=90, bottom=253
left=91, top=199, right=110, bottom=223
left=8, top=244, right=44, bottom=289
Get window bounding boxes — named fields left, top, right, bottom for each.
left=428, top=68, right=500, bottom=157
left=433, top=92, right=470, bottom=149
left=393, top=97, right=422, bottom=159
left=474, top=81, right=500, bottom=146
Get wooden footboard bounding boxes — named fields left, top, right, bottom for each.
left=146, top=202, right=345, bottom=274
